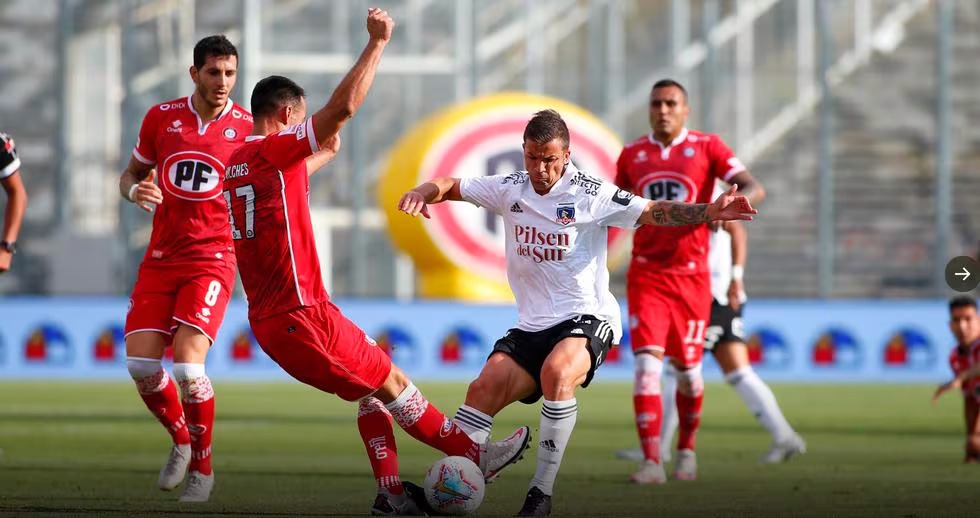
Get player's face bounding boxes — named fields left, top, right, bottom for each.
left=190, top=54, right=238, bottom=109
left=649, top=86, right=689, bottom=141
left=950, top=306, right=980, bottom=346
left=523, top=138, right=570, bottom=195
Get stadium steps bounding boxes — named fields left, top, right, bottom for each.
left=747, top=3, right=979, bottom=298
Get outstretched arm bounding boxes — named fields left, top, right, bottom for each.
left=310, top=8, right=393, bottom=148
left=934, top=365, right=980, bottom=404
left=398, top=178, right=462, bottom=218
left=637, top=184, right=757, bottom=226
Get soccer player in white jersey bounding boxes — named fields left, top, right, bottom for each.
left=398, top=109, right=757, bottom=515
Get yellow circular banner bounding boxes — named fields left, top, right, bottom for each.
left=379, top=92, right=625, bottom=301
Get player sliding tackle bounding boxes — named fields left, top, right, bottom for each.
left=222, top=9, right=531, bottom=516
left=397, top=109, right=757, bottom=516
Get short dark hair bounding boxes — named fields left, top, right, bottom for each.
left=950, top=296, right=977, bottom=313
left=193, top=35, right=238, bottom=70
left=250, top=75, right=306, bottom=119
left=523, top=109, right=570, bottom=149
left=652, top=78, right=688, bottom=101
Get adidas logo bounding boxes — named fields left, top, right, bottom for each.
left=570, top=328, right=584, bottom=335
left=540, top=439, right=559, bottom=453
left=510, top=203, right=523, bottom=213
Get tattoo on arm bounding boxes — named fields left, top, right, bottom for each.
left=655, top=202, right=709, bottom=225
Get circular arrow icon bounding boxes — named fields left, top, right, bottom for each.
left=945, top=256, right=980, bottom=292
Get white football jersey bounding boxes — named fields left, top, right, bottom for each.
left=459, top=165, right=648, bottom=342
left=708, top=185, right=747, bottom=305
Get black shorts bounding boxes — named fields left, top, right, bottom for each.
left=704, top=300, right=746, bottom=352
left=491, top=314, right=615, bottom=404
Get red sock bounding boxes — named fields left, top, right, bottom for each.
left=178, top=372, right=215, bottom=475
left=676, top=390, right=703, bottom=451
left=358, top=397, right=402, bottom=495
left=387, top=384, right=480, bottom=462
left=633, top=394, right=662, bottom=462
left=134, top=370, right=190, bottom=445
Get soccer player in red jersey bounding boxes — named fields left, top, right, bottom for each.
left=223, top=9, right=531, bottom=515
left=118, top=35, right=252, bottom=501
left=614, top=79, right=766, bottom=483
left=933, top=296, right=980, bottom=462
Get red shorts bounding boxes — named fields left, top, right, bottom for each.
left=250, top=301, right=392, bottom=401
left=626, top=262, right=711, bottom=366
left=125, top=254, right=236, bottom=344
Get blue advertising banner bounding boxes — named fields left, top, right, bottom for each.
left=0, top=298, right=955, bottom=383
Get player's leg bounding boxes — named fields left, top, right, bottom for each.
left=715, top=342, right=805, bottom=463
left=357, top=396, right=432, bottom=516
left=665, top=274, right=710, bottom=481
left=455, top=331, right=542, bottom=445
left=169, top=264, right=233, bottom=503
left=964, top=396, right=980, bottom=462
left=659, top=361, right=678, bottom=463
left=625, top=265, right=670, bottom=483
left=519, top=317, right=612, bottom=515
left=125, top=277, right=191, bottom=492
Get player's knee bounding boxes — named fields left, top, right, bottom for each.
left=676, top=363, right=704, bottom=397
left=127, top=356, right=166, bottom=393
left=173, top=362, right=213, bottom=402
left=539, top=362, right=583, bottom=400
left=465, top=375, right=502, bottom=409
left=633, top=353, right=663, bottom=396
left=374, top=365, right=412, bottom=403
left=358, top=396, right=390, bottom=417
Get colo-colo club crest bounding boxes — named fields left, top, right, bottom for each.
left=379, top=93, right=627, bottom=301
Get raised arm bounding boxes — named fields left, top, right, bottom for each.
left=397, top=178, right=463, bottom=219
left=119, top=156, right=162, bottom=213
left=636, top=184, right=757, bottom=226
left=310, top=8, right=393, bottom=148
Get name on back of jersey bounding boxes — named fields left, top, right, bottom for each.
left=225, top=163, right=249, bottom=180
left=515, top=224, right=569, bottom=263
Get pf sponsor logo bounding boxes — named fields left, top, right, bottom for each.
left=160, top=150, right=225, bottom=201
left=636, top=171, right=698, bottom=203
left=439, top=418, right=455, bottom=438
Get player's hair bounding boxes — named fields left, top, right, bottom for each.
left=523, top=109, right=570, bottom=149
left=652, top=78, right=688, bottom=101
left=949, top=296, right=977, bottom=313
left=193, top=35, right=238, bottom=70
left=250, top=75, right=306, bottom=119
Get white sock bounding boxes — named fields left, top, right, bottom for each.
left=726, top=366, right=795, bottom=443
left=660, top=363, right=679, bottom=456
left=530, top=399, right=577, bottom=496
left=453, top=404, right=493, bottom=444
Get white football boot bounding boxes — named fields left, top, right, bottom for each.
left=157, top=443, right=191, bottom=491
left=179, top=470, right=214, bottom=502
left=630, top=459, right=667, bottom=484
left=479, top=425, right=532, bottom=482
left=762, top=433, right=807, bottom=464
left=673, top=449, right=697, bottom=481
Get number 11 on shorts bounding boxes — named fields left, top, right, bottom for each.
left=683, top=319, right=706, bottom=344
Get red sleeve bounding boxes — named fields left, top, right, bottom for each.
left=708, top=135, right=746, bottom=183
left=615, top=148, right=632, bottom=191
left=260, top=117, right=320, bottom=173
left=132, top=106, right=159, bottom=165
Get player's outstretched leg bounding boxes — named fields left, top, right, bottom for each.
left=673, top=363, right=703, bottom=481
left=174, top=362, right=215, bottom=502
left=630, top=353, right=666, bottom=484
left=518, top=398, right=577, bottom=516
left=383, top=381, right=531, bottom=481
left=127, top=356, right=191, bottom=491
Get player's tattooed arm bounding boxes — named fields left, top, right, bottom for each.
left=640, top=201, right=709, bottom=226
left=637, top=185, right=757, bottom=227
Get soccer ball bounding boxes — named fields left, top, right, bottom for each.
left=423, top=455, right=486, bottom=515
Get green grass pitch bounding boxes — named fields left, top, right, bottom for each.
left=0, top=381, right=975, bottom=517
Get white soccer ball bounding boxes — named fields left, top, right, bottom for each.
left=423, top=455, right=486, bottom=515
